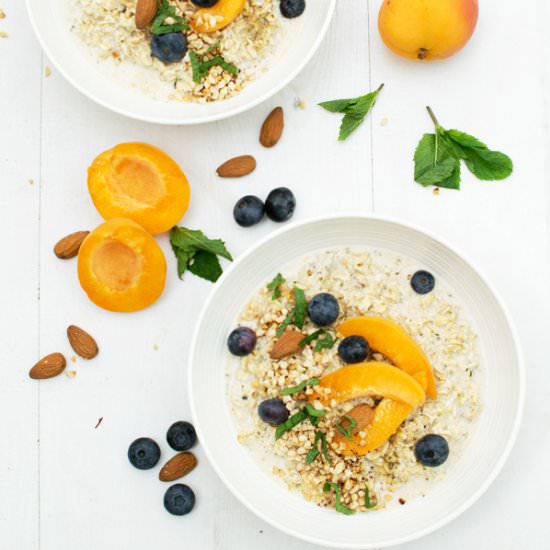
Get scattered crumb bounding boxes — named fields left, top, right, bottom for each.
left=70, top=355, right=77, bottom=363
left=66, top=370, right=77, bottom=378
left=398, top=498, right=406, bottom=505
left=28, top=179, right=34, bottom=186
left=433, top=187, right=440, bottom=196
left=293, top=97, right=306, bottom=110
left=44, top=66, right=52, bottom=78
left=111, top=51, right=119, bottom=59
left=0, top=31, right=8, bottom=38
left=153, top=344, right=159, bottom=351
left=380, top=116, right=389, bottom=127
left=0, top=9, right=5, bottom=19
left=94, top=417, right=103, bottom=429
left=384, top=494, right=393, bottom=502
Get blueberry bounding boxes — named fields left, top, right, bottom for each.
left=164, top=484, right=195, bottom=516
left=227, top=327, right=257, bottom=356
left=338, top=336, right=370, bottom=364
left=265, top=187, right=296, bottom=222
left=415, top=434, right=449, bottom=467
left=233, top=196, right=265, bottom=227
left=191, top=0, right=219, bottom=6
left=307, top=293, right=339, bottom=326
left=128, top=437, right=161, bottom=470
left=167, top=421, right=197, bottom=451
left=151, top=33, right=187, bottom=64
left=411, top=270, right=435, bottom=295
left=258, top=398, right=289, bottom=427
left=280, top=0, right=306, bottom=18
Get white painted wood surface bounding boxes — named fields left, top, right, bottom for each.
left=1, top=0, right=549, bottom=548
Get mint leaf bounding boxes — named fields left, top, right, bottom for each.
left=299, top=329, right=325, bottom=347
left=319, top=84, right=384, bottom=141
left=443, top=129, right=513, bottom=180
left=276, top=308, right=295, bottom=337
left=267, top=273, right=285, bottom=300
left=274, top=409, right=308, bottom=440
left=306, top=431, right=331, bottom=465
left=170, top=226, right=232, bottom=282
left=281, top=377, right=320, bottom=396
left=304, top=403, right=326, bottom=418
left=188, top=250, right=222, bottom=282
left=364, top=486, right=377, bottom=509
left=414, top=133, right=459, bottom=187
left=336, top=415, right=357, bottom=441
left=314, top=333, right=337, bottom=352
left=293, top=287, right=307, bottom=329
left=189, top=45, right=239, bottom=83
left=323, top=482, right=356, bottom=515
left=152, top=0, right=188, bottom=35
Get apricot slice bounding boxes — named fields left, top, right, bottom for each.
left=311, top=362, right=426, bottom=408
left=338, top=316, right=437, bottom=399
left=191, top=0, right=246, bottom=33
left=88, top=143, right=190, bottom=235
left=336, top=399, right=413, bottom=456
left=77, top=218, right=166, bottom=312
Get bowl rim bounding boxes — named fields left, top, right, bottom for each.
left=188, top=213, right=525, bottom=548
left=25, top=0, right=337, bottom=125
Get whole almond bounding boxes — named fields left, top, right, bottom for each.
left=135, top=0, right=158, bottom=30
left=259, top=107, right=284, bottom=148
left=53, top=231, right=89, bottom=259
left=270, top=328, right=304, bottom=360
left=67, top=325, right=99, bottom=359
left=29, top=352, right=67, bottom=379
left=216, top=155, right=257, bottom=178
left=159, top=452, right=197, bottom=482
left=333, top=404, right=375, bottom=444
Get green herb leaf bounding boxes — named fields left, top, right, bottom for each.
left=152, top=0, right=188, bottom=35
left=281, top=377, right=320, bottom=396
left=267, top=273, right=285, bottom=300
left=274, top=409, right=308, bottom=440
left=293, top=287, right=307, bottom=329
left=276, top=308, right=295, bottom=338
left=336, top=415, right=357, bottom=441
left=443, top=129, right=513, bottom=180
left=305, top=446, right=320, bottom=464
left=304, top=403, right=326, bottom=418
left=306, top=431, right=332, bottom=465
left=323, top=482, right=356, bottom=515
left=299, top=329, right=325, bottom=347
left=319, top=84, right=384, bottom=141
left=413, top=107, right=513, bottom=189
left=364, top=486, right=377, bottom=509
left=170, top=227, right=232, bottom=282
left=189, top=44, right=239, bottom=83
left=314, top=333, right=337, bottom=353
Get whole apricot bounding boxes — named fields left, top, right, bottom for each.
left=378, top=0, right=478, bottom=61
left=78, top=218, right=166, bottom=312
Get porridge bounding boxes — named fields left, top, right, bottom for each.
left=227, top=247, right=481, bottom=514
left=71, top=0, right=304, bottom=103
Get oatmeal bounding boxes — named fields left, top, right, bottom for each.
left=227, top=247, right=481, bottom=514
left=71, top=0, right=294, bottom=103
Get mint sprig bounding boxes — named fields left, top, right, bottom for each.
left=152, top=0, right=188, bottom=35
left=323, top=482, right=356, bottom=515
left=267, top=273, right=285, bottom=300
left=281, top=377, right=320, bottom=396
left=306, top=431, right=332, bottom=465
left=276, top=287, right=308, bottom=337
left=189, top=43, right=238, bottom=83
left=170, top=226, right=232, bottom=282
left=414, top=106, right=513, bottom=190
left=319, top=84, right=384, bottom=141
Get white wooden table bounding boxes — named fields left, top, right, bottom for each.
left=2, top=1, right=549, bottom=548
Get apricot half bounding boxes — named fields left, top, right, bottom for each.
left=88, top=143, right=190, bottom=235
left=378, top=0, right=478, bottom=61
left=191, top=0, right=246, bottom=33
left=78, top=218, right=166, bottom=312
left=338, top=316, right=437, bottom=398
left=311, top=362, right=426, bottom=408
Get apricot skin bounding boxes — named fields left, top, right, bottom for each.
left=78, top=218, right=166, bottom=313
left=88, top=143, right=190, bottom=235
left=378, top=0, right=479, bottom=61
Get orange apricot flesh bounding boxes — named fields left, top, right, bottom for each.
left=88, top=142, right=190, bottom=235
left=338, top=316, right=437, bottom=399
left=311, top=362, right=426, bottom=409
left=378, top=0, right=478, bottom=61
left=78, top=218, right=166, bottom=312
left=191, top=0, right=246, bottom=33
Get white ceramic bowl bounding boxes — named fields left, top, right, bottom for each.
left=189, top=215, right=524, bottom=548
left=26, top=0, right=335, bottom=125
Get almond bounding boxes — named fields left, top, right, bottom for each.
left=259, top=106, right=284, bottom=148
left=53, top=231, right=89, bottom=259
left=159, top=452, right=197, bottom=482
left=67, top=325, right=99, bottom=359
left=29, top=352, right=67, bottom=379
left=333, top=404, right=375, bottom=443
left=216, top=155, right=257, bottom=178
left=135, top=0, right=158, bottom=30
left=270, top=328, right=304, bottom=360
